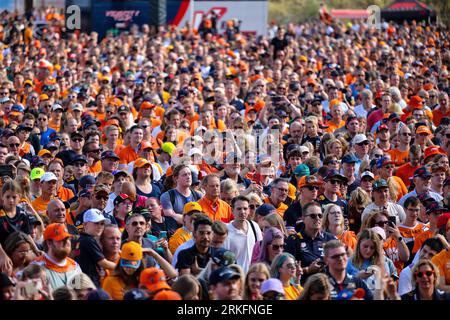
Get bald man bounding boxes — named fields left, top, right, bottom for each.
left=46, top=199, right=79, bottom=237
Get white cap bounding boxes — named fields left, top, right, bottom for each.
left=352, top=134, right=368, bottom=145
left=370, top=226, right=386, bottom=241
left=83, top=209, right=106, bottom=224
left=71, top=103, right=83, bottom=112
left=188, top=148, right=202, bottom=157
left=361, top=171, right=375, bottom=180
left=40, top=172, right=58, bottom=183
left=299, top=146, right=310, bottom=154
left=52, top=104, right=63, bottom=112
left=101, top=66, right=110, bottom=73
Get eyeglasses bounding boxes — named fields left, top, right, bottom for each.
left=401, top=132, right=412, bottom=136
left=284, top=263, right=296, bottom=269
left=74, top=162, right=86, bottom=167
left=416, top=270, right=434, bottom=278
left=0, top=91, right=8, bottom=96
left=329, top=180, right=342, bottom=185
left=375, top=221, right=389, bottom=227
left=9, top=143, right=20, bottom=148
left=305, top=186, right=319, bottom=191
left=249, top=204, right=260, bottom=210
left=305, top=213, right=323, bottom=220
left=373, top=154, right=383, bottom=159
left=131, top=221, right=146, bottom=227
left=357, top=141, right=369, bottom=146
left=330, top=253, right=346, bottom=260
left=271, top=244, right=284, bottom=250
left=95, top=195, right=109, bottom=201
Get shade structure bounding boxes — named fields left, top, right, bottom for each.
left=381, top=0, right=437, bottom=22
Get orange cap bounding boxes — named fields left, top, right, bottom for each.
left=153, top=290, right=182, bottom=300
left=297, top=175, right=322, bottom=189
left=134, top=158, right=151, bottom=169
left=44, top=223, right=72, bottom=241
left=141, top=101, right=156, bottom=110
left=40, top=94, right=49, bottom=101
left=408, top=96, right=423, bottom=109
left=37, top=149, right=52, bottom=157
left=424, top=146, right=446, bottom=160
left=416, top=125, right=432, bottom=136
left=139, top=268, right=171, bottom=293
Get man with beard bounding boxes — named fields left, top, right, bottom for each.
left=33, top=223, right=82, bottom=291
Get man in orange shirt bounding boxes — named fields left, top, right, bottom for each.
left=118, top=125, right=144, bottom=168
left=84, top=141, right=102, bottom=175
left=47, top=159, right=75, bottom=202
left=431, top=220, right=450, bottom=291
left=412, top=202, right=445, bottom=255
left=263, top=178, right=289, bottom=218
left=48, top=103, right=63, bottom=132
left=395, top=145, right=422, bottom=188
left=377, top=155, right=408, bottom=201
left=388, top=125, right=411, bottom=166
left=32, top=172, right=58, bottom=216
left=325, top=102, right=345, bottom=134
left=198, top=174, right=234, bottom=223
left=432, top=92, right=450, bottom=126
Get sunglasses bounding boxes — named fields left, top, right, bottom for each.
left=284, top=263, right=296, bottom=269
left=95, top=195, right=109, bottom=201
left=74, top=162, right=86, bottom=167
left=305, top=213, right=323, bottom=220
left=375, top=221, right=389, bottom=227
left=131, top=221, right=146, bottom=227
left=373, top=154, right=383, bottom=159
left=329, top=180, right=342, bottom=185
left=9, top=143, right=20, bottom=148
left=402, top=132, right=412, bottom=136
left=330, top=253, right=346, bottom=260
left=384, top=165, right=394, bottom=169
left=249, top=204, right=260, bottom=210
left=416, top=270, right=434, bottom=278
left=271, top=244, right=284, bottom=250
left=305, top=185, right=319, bottom=191
left=445, top=134, right=450, bottom=139
left=329, top=160, right=340, bottom=165
left=72, top=138, right=83, bottom=143
left=89, top=149, right=101, bottom=153
left=357, top=141, right=369, bottom=146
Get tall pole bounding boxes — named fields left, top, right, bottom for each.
left=190, top=0, right=194, bottom=32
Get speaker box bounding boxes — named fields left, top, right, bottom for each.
left=149, top=0, right=167, bottom=26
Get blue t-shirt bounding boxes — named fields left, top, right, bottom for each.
left=160, top=189, right=202, bottom=215
left=40, top=127, right=56, bottom=146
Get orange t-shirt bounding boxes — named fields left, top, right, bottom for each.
left=89, top=161, right=102, bottom=174
left=398, top=223, right=426, bottom=244
left=432, top=108, right=450, bottom=127
left=263, top=197, right=288, bottom=218
left=337, top=231, right=357, bottom=251
left=93, top=110, right=107, bottom=123
left=390, top=176, right=408, bottom=201
left=387, top=149, right=409, bottom=167
left=431, top=249, right=450, bottom=285
left=118, top=145, right=139, bottom=165
left=48, top=119, right=61, bottom=132
left=325, top=120, right=345, bottom=134
left=57, top=186, right=75, bottom=202
left=32, top=196, right=52, bottom=216
left=412, top=230, right=435, bottom=254
left=395, top=163, right=420, bottom=188
left=197, top=197, right=234, bottom=223
left=383, top=237, right=404, bottom=275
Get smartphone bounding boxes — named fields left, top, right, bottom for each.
left=159, top=231, right=167, bottom=239
left=387, top=216, right=397, bottom=227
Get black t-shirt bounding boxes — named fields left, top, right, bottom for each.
left=74, top=233, right=106, bottom=287
left=176, top=244, right=212, bottom=271
left=317, top=194, right=349, bottom=217
left=270, top=37, right=288, bottom=58
left=0, top=207, right=31, bottom=245
left=151, top=216, right=180, bottom=239
left=284, top=201, right=303, bottom=228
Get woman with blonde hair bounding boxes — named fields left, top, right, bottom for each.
left=322, top=204, right=357, bottom=252
left=246, top=192, right=263, bottom=221
left=297, top=273, right=332, bottom=300
left=327, top=139, right=343, bottom=158
left=263, top=213, right=288, bottom=237
left=243, top=263, right=270, bottom=300
left=348, top=229, right=397, bottom=293
left=348, top=187, right=371, bottom=232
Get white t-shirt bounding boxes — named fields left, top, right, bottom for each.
left=223, top=220, right=263, bottom=273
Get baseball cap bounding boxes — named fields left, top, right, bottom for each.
left=209, top=266, right=241, bottom=286
left=93, top=184, right=110, bottom=195
left=211, top=248, right=236, bottom=267
left=140, top=141, right=153, bottom=151
left=40, top=172, right=57, bottom=183
left=78, top=188, right=91, bottom=198
left=51, top=104, right=63, bottom=112
left=71, top=103, right=83, bottom=112
left=255, top=204, right=277, bottom=217
left=0, top=273, right=15, bottom=288
left=134, top=158, right=151, bottom=169
left=120, top=241, right=143, bottom=269
left=79, top=175, right=96, bottom=189
left=342, top=153, right=359, bottom=164
left=424, top=146, right=446, bottom=161
left=260, top=278, right=285, bottom=295
left=83, top=209, right=106, bottom=223
left=188, top=148, right=202, bottom=157
left=101, top=150, right=120, bottom=160
left=67, top=273, right=96, bottom=291
left=139, top=267, right=171, bottom=293
left=123, top=288, right=149, bottom=300
left=225, top=152, right=242, bottom=164
left=114, top=193, right=131, bottom=206
left=425, top=201, right=444, bottom=215
left=376, top=156, right=395, bottom=169
left=118, top=105, right=130, bottom=114
left=294, top=164, right=310, bottom=177
left=70, top=131, right=84, bottom=140
left=24, top=79, right=34, bottom=87
left=153, top=290, right=182, bottom=300
left=16, top=124, right=32, bottom=132
left=352, top=134, right=368, bottom=145
left=44, top=223, right=72, bottom=241
left=373, top=179, right=389, bottom=190
left=30, top=167, right=45, bottom=181
left=85, top=289, right=112, bottom=301
left=361, top=171, right=375, bottom=180
left=297, top=175, right=322, bottom=189
left=83, top=119, right=98, bottom=130
left=324, top=169, right=348, bottom=183
left=371, top=226, right=386, bottom=241
left=413, top=166, right=432, bottom=179
left=183, top=202, right=202, bottom=215
left=416, top=125, right=432, bottom=136
left=161, top=142, right=176, bottom=156
left=73, top=154, right=88, bottom=164
left=376, top=124, right=389, bottom=132
left=388, top=113, right=401, bottom=122
left=37, top=149, right=52, bottom=158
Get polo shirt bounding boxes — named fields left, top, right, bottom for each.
left=263, top=197, right=288, bottom=218
left=324, top=268, right=373, bottom=300
left=223, top=220, right=263, bottom=273
left=118, top=145, right=139, bottom=165
left=284, top=201, right=303, bottom=228
left=198, top=196, right=234, bottom=223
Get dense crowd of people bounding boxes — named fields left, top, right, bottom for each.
left=0, top=7, right=449, bottom=301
